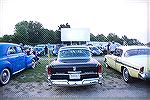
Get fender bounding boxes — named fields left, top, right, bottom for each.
left=25, top=54, right=35, bottom=68
left=0, top=60, right=13, bottom=74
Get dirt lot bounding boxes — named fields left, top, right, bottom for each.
left=0, top=56, right=150, bottom=99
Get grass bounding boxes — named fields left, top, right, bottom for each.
left=12, top=58, right=49, bottom=83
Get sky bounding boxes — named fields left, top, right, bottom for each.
left=0, top=0, right=149, bottom=43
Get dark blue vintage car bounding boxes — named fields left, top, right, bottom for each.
left=47, top=45, right=103, bottom=86
left=0, top=43, right=36, bottom=85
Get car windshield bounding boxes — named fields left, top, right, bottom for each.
left=125, top=49, right=150, bottom=57
left=59, top=49, right=90, bottom=58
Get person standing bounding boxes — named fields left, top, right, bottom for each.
left=107, top=42, right=111, bottom=54
left=110, top=41, right=117, bottom=54
left=44, top=45, right=48, bottom=56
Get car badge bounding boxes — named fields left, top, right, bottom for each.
left=73, top=66, right=76, bottom=71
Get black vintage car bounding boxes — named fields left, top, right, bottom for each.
left=46, top=45, right=103, bottom=86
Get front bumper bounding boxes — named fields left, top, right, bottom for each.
left=48, top=75, right=103, bottom=86
left=138, top=73, right=150, bottom=80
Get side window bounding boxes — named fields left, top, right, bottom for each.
left=16, top=46, right=23, bottom=53
left=7, top=46, right=16, bottom=55
left=113, top=49, right=123, bottom=57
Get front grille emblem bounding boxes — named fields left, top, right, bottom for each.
left=73, top=66, right=76, bottom=71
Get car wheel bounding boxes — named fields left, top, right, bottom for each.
left=0, top=68, right=11, bottom=85
left=31, top=59, right=36, bottom=69
left=123, top=67, right=132, bottom=83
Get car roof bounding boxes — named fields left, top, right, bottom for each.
left=117, top=45, right=150, bottom=51
left=0, top=42, right=18, bottom=47
left=0, top=43, right=19, bottom=55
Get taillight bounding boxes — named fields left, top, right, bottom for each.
left=47, top=66, right=52, bottom=75
left=139, top=67, right=144, bottom=73
left=98, top=64, right=103, bottom=73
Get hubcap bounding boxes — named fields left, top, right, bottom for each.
left=1, top=69, right=10, bottom=84
left=123, top=68, right=129, bottom=81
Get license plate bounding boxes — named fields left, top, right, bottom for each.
left=69, top=74, right=80, bottom=79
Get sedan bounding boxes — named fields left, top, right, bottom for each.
left=104, top=46, right=150, bottom=83
left=0, top=43, right=35, bottom=85
left=46, top=45, right=103, bottom=86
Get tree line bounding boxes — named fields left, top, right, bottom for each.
left=0, top=20, right=147, bottom=46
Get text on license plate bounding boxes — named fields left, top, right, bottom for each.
left=69, top=74, right=80, bottom=79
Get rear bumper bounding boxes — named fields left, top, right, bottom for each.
left=138, top=73, right=150, bottom=80
left=48, top=75, right=103, bottom=86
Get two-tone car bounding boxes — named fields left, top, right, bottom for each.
left=0, top=43, right=36, bottom=85
left=46, top=45, right=103, bottom=86
left=104, top=46, right=150, bottom=82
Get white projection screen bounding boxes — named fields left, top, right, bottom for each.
left=61, top=28, right=90, bottom=41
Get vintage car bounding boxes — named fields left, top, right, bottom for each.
left=0, top=43, right=36, bottom=85
left=104, top=46, right=150, bottom=82
left=46, top=45, right=103, bottom=86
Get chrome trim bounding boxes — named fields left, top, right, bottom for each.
left=53, top=72, right=98, bottom=75
left=48, top=78, right=102, bottom=86
left=12, top=68, right=25, bottom=75
left=48, top=75, right=103, bottom=86
left=68, top=71, right=81, bottom=74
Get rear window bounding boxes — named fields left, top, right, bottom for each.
left=59, top=49, right=90, bottom=58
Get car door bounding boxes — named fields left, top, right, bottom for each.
left=107, top=54, right=118, bottom=70
left=114, top=49, right=123, bottom=72
left=15, top=46, right=26, bottom=69
left=7, top=46, right=20, bottom=73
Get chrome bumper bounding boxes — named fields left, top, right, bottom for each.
left=48, top=75, right=103, bottom=86
left=139, top=73, right=150, bottom=80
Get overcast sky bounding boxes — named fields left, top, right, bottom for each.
left=0, top=0, right=149, bottom=43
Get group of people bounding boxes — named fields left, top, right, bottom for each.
left=20, top=43, right=40, bottom=63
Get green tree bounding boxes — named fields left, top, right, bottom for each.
left=39, top=29, right=56, bottom=44
left=27, top=21, right=43, bottom=44
left=58, top=23, right=71, bottom=31
left=1, top=35, right=15, bottom=43
left=14, top=21, right=29, bottom=44
left=107, top=33, right=122, bottom=44
left=90, top=33, right=97, bottom=41
left=14, top=21, right=44, bottom=45
left=96, top=34, right=108, bottom=42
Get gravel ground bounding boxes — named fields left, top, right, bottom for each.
left=0, top=56, right=150, bottom=99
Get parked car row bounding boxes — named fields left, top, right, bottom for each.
left=1, top=42, right=150, bottom=87
left=46, top=45, right=150, bottom=86
left=25, top=43, right=112, bottom=57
